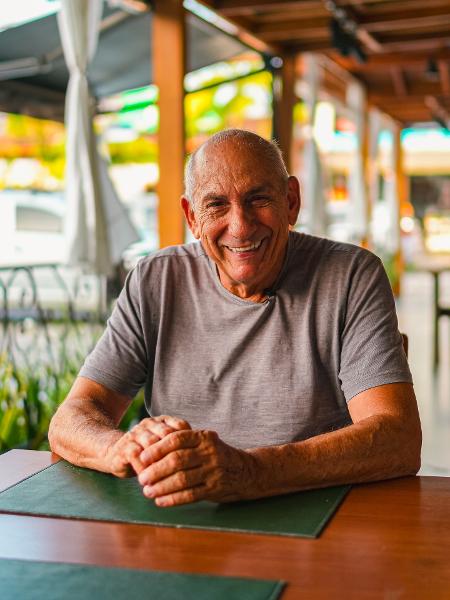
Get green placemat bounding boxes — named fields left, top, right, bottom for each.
left=0, top=558, right=284, bottom=600
left=0, top=461, right=350, bottom=538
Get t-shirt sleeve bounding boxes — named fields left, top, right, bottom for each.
left=339, top=253, right=412, bottom=401
left=79, top=263, right=148, bottom=397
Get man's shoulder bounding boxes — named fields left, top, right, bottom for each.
left=133, top=241, right=208, bottom=283
left=289, top=231, right=380, bottom=267
left=139, top=241, right=206, bottom=265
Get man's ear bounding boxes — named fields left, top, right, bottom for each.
left=181, top=196, right=200, bottom=239
left=287, top=176, right=301, bottom=227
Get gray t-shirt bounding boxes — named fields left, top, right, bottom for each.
left=80, top=232, right=412, bottom=449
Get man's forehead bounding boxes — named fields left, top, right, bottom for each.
left=196, top=165, right=277, bottom=198
left=188, top=136, right=288, bottom=203
left=195, top=142, right=274, bottom=182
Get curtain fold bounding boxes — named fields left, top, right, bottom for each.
left=302, top=54, right=327, bottom=236
left=58, top=0, right=139, bottom=276
left=347, top=81, right=368, bottom=244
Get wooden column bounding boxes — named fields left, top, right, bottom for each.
left=361, top=107, right=371, bottom=248
left=153, top=0, right=185, bottom=248
left=272, top=54, right=296, bottom=172
left=393, top=124, right=404, bottom=296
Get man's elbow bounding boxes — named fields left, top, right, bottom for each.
left=402, top=419, right=422, bottom=476
left=410, top=426, right=422, bottom=475
left=47, top=408, right=60, bottom=453
left=48, top=402, right=67, bottom=455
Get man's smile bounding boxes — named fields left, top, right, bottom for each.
left=222, top=239, right=265, bottom=255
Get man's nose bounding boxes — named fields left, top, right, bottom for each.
left=227, top=204, right=256, bottom=239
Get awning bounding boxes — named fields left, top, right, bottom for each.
left=0, top=4, right=250, bottom=120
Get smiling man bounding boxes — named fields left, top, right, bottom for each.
left=49, top=129, right=421, bottom=506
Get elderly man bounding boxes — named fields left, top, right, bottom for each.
left=49, top=129, right=421, bottom=507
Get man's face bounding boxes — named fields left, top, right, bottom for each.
left=181, top=141, right=300, bottom=299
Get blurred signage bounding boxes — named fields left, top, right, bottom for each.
left=424, top=212, right=450, bottom=253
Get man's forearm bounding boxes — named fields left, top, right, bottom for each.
left=245, top=414, right=422, bottom=500
left=48, top=398, right=124, bottom=473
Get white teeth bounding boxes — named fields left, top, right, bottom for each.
left=228, top=241, right=262, bottom=253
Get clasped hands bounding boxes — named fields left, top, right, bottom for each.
left=107, top=416, right=257, bottom=507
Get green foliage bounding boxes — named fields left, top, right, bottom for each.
left=0, top=356, right=77, bottom=452
left=108, top=137, right=158, bottom=164
left=0, top=352, right=145, bottom=454
left=380, top=252, right=400, bottom=294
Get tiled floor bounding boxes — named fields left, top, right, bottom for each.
left=396, top=270, right=450, bottom=476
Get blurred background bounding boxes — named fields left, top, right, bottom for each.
left=0, top=0, right=448, bottom=475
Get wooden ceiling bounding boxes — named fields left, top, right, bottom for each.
left=203, top=0, right=450, bottom=126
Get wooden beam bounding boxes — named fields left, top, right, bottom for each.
left=370, top=98, right=436, bottom=110
left=329, top=48, right=450, bottom=71
left=254, top=16, right=329, bottom=36
left=214, top=1, right=323, bottom=16
left=291, top=40, right=334, bottom=52
left=272, top=54, right=296, bottom=172
left=153, top=0, right=186, bottom=248
left=356, top=29, right=383, bottom=53
left=361, top=8, right=450, bottom=33
left=259, top=27, right=329, bottom=42
left=390, top=67, right=408, bottom=96
left=425, top=95, right=450, bottom=126
left=438, top=60, right=450, bottom=95
left=253, top=15, right=382, bottom=55
left=377, top=35, right=450, bottom=52
left=369, top=81, right=443, bottom=97
left=213, top=0, right=397, bottom=16
left=361, top=0, right=450, bottom=16
left=254, top=6, right=328, bottom=23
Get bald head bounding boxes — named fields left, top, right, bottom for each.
left=184, top=129, right=289, bottom=206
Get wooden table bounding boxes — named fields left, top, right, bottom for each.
left=1, top=450, right=449, bottom=599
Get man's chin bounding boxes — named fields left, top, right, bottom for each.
left=223, top=265, right=261, bottom=288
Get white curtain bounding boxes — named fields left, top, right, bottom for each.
left=302, top=54, right=326, bottom=236
left=347, top=81, right=368, bottom=244
left=58, top=0, right=139, bottom=276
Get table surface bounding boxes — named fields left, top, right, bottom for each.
left=1, top=450, right=449, bottom=599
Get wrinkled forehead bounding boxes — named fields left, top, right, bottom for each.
left=193, top=141, right=281, bottom=197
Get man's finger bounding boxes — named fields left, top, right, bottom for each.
left=131, top=428, right=160, bottom=449
left=124, top=440, right=145, bottom=474
left=157, top=415, right=191, bottom=431
left=138, top=448, right=201, bottom=486
left=142, top=469, right=207, bottom=506
left=139, top=430, right=200, bottom=466
left=149, top=484, right=206, bottom=507
left=138, top=418, right=177, bottom=439
left=111, top=439, right=143, bottom=477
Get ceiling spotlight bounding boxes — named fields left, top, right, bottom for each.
left=329, top=18, right=366, bottom=63
left=270, top=56, right=284, bottom=69
left=425, top=59, right=439, bottom=81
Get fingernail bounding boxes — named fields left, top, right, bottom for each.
left=144, top=485, right=155, bottom=498
left=138, top=473, right=147, bottom=485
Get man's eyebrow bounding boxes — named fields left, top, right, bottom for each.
left=201, top=193, right=227, bottom=203
left=244, top=184, right=274, bottom=197
left=200, top=184, right=274, bottom=204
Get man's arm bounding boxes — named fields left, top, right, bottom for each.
left=246, top=382, right=421, bottom=495
left=136, top=382, right=421, bottom=506
left=48, top=376, right=191, bottom=477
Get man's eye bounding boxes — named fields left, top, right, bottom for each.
left=250, top=196, right=270, bottom=206
left=206, top=201, right=226, bottom=209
